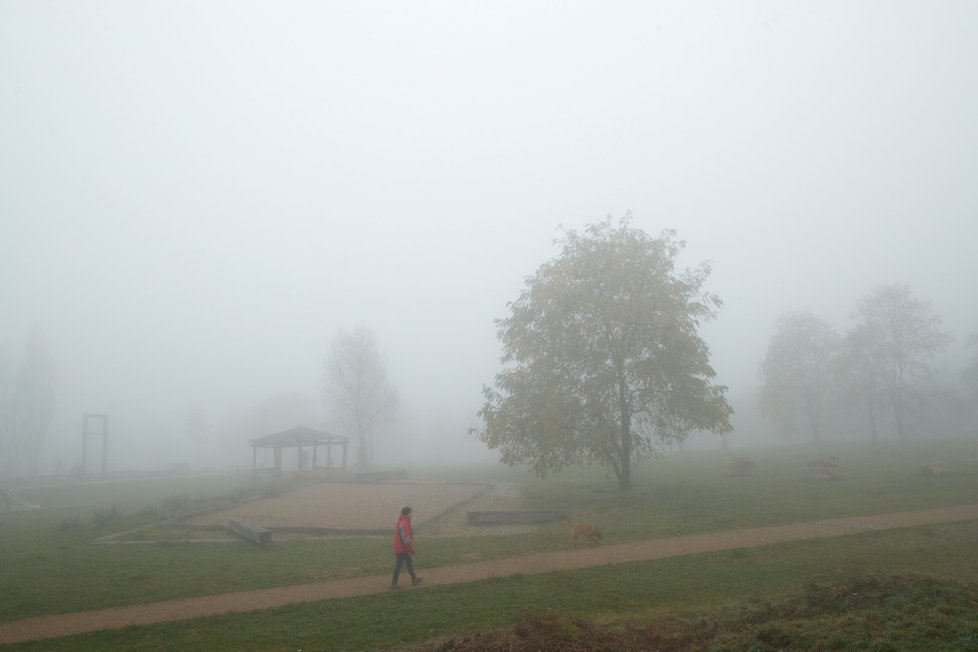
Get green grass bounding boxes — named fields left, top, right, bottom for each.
left=2, top=438, right=977, bottom=649
left=402, top=574, right=978, bottom=651
left=519, top=439, right=978, bottom=536
left=6, top=520, right=978, bottom=650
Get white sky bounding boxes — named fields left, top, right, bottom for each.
left=2, top=1, right=976, bottom=469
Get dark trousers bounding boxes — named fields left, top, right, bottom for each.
left=392, top=553, right=417, bottom=586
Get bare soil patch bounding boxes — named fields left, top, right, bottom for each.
left=183, top=481, right=524, bottom=536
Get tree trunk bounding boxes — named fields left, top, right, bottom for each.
left=894, top=358, right=906, bottom=441
left=618, top=377, right=632, bottom=491
left=868, top=399, right=878, bottom=447
left=893, top=386, right=906, bottom=441
left=807, top=401, right=820, bottom=444
left=356, top=410, right=370, bottom=469
left=358, top=432, right=369, bottom=469
left=619, top=422, right=632, bottom=491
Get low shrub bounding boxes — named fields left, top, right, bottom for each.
left=91, top=507, right=123, bottom=528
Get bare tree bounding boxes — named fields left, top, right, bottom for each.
left=963, top=333, right=978, bottom=400
left=323, top=325, right=398, bottom=469
left=840, top=322, right=889, bottom=446
left=185, top=407, right=208, bottom=467
left=846, top=284, right=951, bottom=440
left=759, top=312, right=840, bottom=443
left=0, top=342, right=17, bottom=479
left=0, top=329, right=56, bottom=478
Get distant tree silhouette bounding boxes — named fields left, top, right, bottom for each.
left=844, top=284, right=951, bottom=441
left=0, top=328, right=56, bottom=478
left=759, top=311, right=840, bottom=443
left=185, top=407, right=208, bottom=467
left=323, top=325, right=398, bottom=469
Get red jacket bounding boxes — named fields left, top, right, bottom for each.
left=393, top=514, right=415, bottom=555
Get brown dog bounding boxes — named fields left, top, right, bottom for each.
left=569, top=522, right=602, bottom=545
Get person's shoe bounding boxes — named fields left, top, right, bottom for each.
left=412, top=577, right=424, bottom=586
left=390, top=584, right=400, bottom=590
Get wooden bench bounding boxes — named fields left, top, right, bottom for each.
left=229, top=517, right=271, bottom=546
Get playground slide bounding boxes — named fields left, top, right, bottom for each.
left=0, top=483, right=40, bottom=511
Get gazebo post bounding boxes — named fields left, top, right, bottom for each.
left=248, top=427, right=349, bottom=478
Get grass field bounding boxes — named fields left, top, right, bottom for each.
left=2, top=438, right=977, bottom=650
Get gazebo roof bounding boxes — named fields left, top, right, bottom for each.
left=250, top=425, right=348, bottom=448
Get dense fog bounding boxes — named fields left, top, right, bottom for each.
left=2, top=2, right=976, bottom=475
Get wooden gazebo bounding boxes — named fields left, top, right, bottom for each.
left=249, top=425, right=349, bottom=476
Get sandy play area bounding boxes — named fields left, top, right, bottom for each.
left=184, top=481, right=500, bottom=532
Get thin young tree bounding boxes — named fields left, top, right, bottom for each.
left=323, top=325, right=398, bottom=469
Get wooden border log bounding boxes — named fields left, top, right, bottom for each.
left=355, top=469, right=408, bottom=481
left=229, top=517, right=271, bottom=546
left=467, top=510, right=566, bottom=525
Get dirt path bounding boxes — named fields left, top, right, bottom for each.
left=3, top=503, right=978, bottom=645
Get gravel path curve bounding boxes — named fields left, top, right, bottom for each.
left=2, top=502, right=978, bottom=645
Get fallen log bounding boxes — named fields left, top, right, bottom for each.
left=467, top=510, right=565, bottom=525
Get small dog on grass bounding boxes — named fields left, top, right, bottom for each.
left=569, top=522, right=603, bottom=545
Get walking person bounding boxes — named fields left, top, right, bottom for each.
left=391, top=506, right=423, bottom=589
